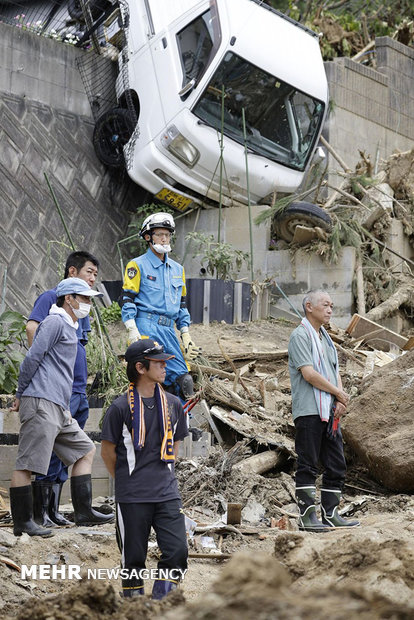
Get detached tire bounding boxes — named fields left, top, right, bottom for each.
left=93, top=108, right=137, bottom=169
left=274, top=201, right=332, bottom=242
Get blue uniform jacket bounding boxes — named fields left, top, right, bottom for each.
left=121, top=248, right=190, bottom=329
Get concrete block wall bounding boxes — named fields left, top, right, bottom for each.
left=266, top=247, right=356, bottom=328
left=175, top=204, right=270, bottom=281
left=0, top=22, right=134, bottom=316
left=324, top=37, right=414, bottom=180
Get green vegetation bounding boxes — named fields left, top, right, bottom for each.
left=267, top=0, right=414, bottom=61
left=186, top=231, right=250, bottom=280
left=0, top=311, right=26, bottom=394
left=99, top=301, right=122, bottom=324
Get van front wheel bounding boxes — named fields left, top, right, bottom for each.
left=93, top=108, right=137, bottom=169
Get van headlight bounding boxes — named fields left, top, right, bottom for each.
left=161, top=125, right=200, bottom=168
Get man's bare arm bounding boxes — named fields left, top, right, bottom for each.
left=300, top=365, right=349, bottom=406
left=174, top=441, right=181, bottom=458
left=101, top=440, right=117, bottom=478
left=26, top=320, right=40, bottom=347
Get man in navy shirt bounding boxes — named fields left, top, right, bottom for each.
left=26, top=251, right=99, bottom=527
left=101, top=339, right=189, bottom=600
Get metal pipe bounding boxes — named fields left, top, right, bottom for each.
left=241, top=107, right=254, bottom=282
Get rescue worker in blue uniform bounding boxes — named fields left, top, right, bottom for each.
left=121, top=212, right=201, bottom=401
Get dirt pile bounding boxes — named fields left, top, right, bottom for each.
left=5, top=579, right=185, bottom=620
left=163, top=548, right=414, bottom=620
left=342, top=350, right=414, bottom=490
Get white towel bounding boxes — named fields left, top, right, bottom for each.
left=300, top=317, right=338, bottom=422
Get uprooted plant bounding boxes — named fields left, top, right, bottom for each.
left=186, top=231, right=250, bottom=280
left=0, top=310, right=27, bottom=394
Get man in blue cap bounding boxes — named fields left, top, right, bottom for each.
left=9, top=277, right=114, bottom=537
left=26, top=251, right=99, bottom=528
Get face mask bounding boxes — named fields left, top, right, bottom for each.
left=71, top=301, right=91, bottom=319
left=152, top=243, right=171, bottom=254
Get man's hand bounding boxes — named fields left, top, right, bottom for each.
left=334, top=401, right=347, bottom=419
left=335, top=388, right=350, bottom=407
left=180, top=329, right=202, bottom=361
left=124, top=319, right=140, bottom=345
left=10, top=398, right=20, bottom=412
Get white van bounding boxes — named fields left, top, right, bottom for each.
left=93, top=0, right=329, bottom=212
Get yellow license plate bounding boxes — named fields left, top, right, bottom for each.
left=155, top=188, right=193, bottom=212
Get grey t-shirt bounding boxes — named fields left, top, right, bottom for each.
left=101, top=391, right=189, bottom=503
left=288, top=324, right=338, bottom=421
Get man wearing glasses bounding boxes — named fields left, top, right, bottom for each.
left=121, top=212, right=201, bottom=402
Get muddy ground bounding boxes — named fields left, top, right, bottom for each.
left=1, top=318, right=414, bottom=619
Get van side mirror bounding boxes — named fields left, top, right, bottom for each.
left=179, top=79, right=196, bottom=98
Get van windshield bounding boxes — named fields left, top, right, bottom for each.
left=192, top=52, right=325, bottom=171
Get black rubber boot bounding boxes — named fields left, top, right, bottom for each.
left=122, top=577, right=144, bottom=598
left=296, top=486, right=330, bottom=533
left=176, top=373, right=194, bottom=400
left=321, top=489, right=360, bottom=528
left=32, top=481, right=55, bottom=528
left=152, top=579, right=178, bottom=600
left=10, top=485, right=54, bottom=537
left=70, top=474, right=114, bottom=526
left=49, top=483, right=73, bottom=526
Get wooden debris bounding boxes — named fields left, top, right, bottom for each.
left=403, top=336, right=414, bottom=351
left=346, top=313, right=408, bottom=351
left=194, top=364, right=235, bottom=380
left=0, top=556, right=20, bottom=572
left=227, top=503, right=242, bottom=525
left=232, top=451, right=283, bottom=475
left=334, top=342, right=365, bottom=367
left=188, top=552, right=231, bottom=560
left=210, top=405, right=295, bottom=455
left=292, top=225, right=318, bottom=245
left=208, top=350, right=288, bottom=362
left=217, top=338, right=254, bottom=399
left=365, top=277, right=414, bottom=323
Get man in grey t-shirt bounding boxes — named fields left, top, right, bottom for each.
left=10, top=278, right=113, bottom=537
left=288, top=290, right=359, bottom=531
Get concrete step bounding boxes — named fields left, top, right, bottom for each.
left=0, top=406, right=103, bottom=433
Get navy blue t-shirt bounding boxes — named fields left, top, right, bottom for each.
left=28, top=288, right=91, bottom=394
left=101, top=391, right=189, bottom=503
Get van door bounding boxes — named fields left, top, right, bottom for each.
left=149, top=1, right=220, bottom=124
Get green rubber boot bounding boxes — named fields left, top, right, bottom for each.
left=296, top=486, right=330, bottom=533
left=321, top=489, right=360, bottom=528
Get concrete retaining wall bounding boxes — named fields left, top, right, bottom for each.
left=324, top=37, right=414, bottom=178
left=0, top=22, right=134, bottom=316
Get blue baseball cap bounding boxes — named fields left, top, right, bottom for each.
left=55, top=277, right=103, bottom=298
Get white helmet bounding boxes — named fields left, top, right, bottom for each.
left=139, top=212, right=175, bottom=239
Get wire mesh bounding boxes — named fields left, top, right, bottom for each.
left=0, top=0, right=85, bottom=44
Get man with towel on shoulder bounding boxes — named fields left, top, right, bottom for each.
left=288, top=290, right=360, bottom=532
left=101, top=339, right=189, bottom=600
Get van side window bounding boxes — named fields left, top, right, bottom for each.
left=177, top=9, right=220, bottom=86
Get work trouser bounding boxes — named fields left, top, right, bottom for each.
left=294, top=414, right=347, bottom=490
left=116, top=499, right=188, bottom=590
left=35, top=392, right=89, bottom=483
left=136, top=313, right=189, bottom=388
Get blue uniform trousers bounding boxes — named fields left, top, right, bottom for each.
left=137, top=315, right=189, bottom=387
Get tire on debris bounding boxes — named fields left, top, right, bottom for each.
left=93, top=108, right=137, bottom=169
left=273, top=201, right=332, bottom=242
